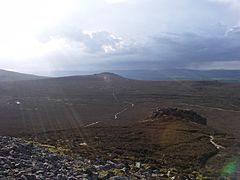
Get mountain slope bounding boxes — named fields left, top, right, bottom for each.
left=0, top=69, right=46, bottom=81
left=112, top=69, right=240, bottom=81
left=26, top=107, right=238, bottom=179
left=0, top=71, right=240, bottom=178
left=0, top=72, right=240, bottom=137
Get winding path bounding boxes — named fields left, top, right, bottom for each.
left=111, top=87, right=135, bottom=119
left=84, top=121, right=100, bottom=127
left=114, top=102, right=135, bottom=119
left=114, top=108, right=128, bottom=119
left=112, top=88, right=119, bottom=102
left=209, top=135, right=225, bottom=150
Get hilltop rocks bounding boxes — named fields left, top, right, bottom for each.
left=151, top=107, right=207, bottom=125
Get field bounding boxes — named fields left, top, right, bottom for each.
left=1, top=73, right=240, bottom=177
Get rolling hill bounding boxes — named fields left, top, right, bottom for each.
left=0, top=71, right=240, bottom=136
left=0, top=70, right=240, bottom=178
left=112, top=69, right=240, bottom=81
left=0, top=69, right=46, bottom=81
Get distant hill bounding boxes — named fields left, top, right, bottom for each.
left=57, top=72, right=128, bottom=81
left=0, top=69, right=46, bottom=82
left=1, top=71, right=240, bottom=136
left=112, top=69, right=240, bottom=81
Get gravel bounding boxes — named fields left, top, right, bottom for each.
left=0, top=136, right=89, bottom=179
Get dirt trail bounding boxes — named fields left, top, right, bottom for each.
left=209, top=135, right=225, bottom=150
left=112, top=88, right=135, bottom=119
left=114, top=102, right=135, bottom=119
left=84, top=122, right=100, bottom=127
left=114, top=108, right=128, bottom=119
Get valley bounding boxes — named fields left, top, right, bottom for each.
left=0, top=72, right=240, bottom=178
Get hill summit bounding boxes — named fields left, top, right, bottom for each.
left=95, top=72, right=128, bottom=80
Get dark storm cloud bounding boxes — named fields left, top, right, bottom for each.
left=227, top=26, right=240, bottom=37
left=128, top=28, right=240, bottom=69
left=36, top=24, right=240, bottom=71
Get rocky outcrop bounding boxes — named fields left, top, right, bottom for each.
left=150, top=107, right=207, bottom=125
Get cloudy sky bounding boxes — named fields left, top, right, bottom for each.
left=0, top=0, right=240, bottom=75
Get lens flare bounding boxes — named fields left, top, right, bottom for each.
left=222, top=159, right=239, bottom=176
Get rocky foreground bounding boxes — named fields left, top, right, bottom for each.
left=0, top=108, right=234, bottom=179
left=0, top=136, right=91, bottom=179
left=0, top=135, right=207, bottom=179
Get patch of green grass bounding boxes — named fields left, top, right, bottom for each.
left=26, top=140, right=72, bottom=155
left=111, top=168, right=125, bottom=176
left=98, top=170, right=109, bottom=178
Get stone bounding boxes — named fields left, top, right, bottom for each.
left=25, top=174, right=37, bottom=179
left=110, top=176, right=129, bottom=180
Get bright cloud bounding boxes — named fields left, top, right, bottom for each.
left=42, top=29, right=125, bottom=54
left=104, top=0, right=129, bottom=4
left=211, top=0, right=240, bottom=8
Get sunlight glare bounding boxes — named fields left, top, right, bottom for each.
left=0, top=0, right=73, bottom=58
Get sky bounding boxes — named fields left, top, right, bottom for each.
left=0, top=0, right=240, bottom=75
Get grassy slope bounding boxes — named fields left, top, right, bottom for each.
left=0, top=73, right=240, bottom=177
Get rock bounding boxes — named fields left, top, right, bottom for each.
left=152, top=173, right=158, bottom=177
left=56, top=174, right=63, bottom=179
left=1, top=148, right=10, bottom=156
left=16, top=170, right=26, bottom=177
left=2, top=163, right=10, bottom=169
left=110, top=176, right=129, bottom=180
left=2, top=169, right=10, bottom=176
left=46, top=172, right=54, bottom=177
left=150, top=107, right=207, bottom=125
left=35, top=170, right=44, bottom=175
left=135, top=162, right=141, bottom=168
left=68, top=176, right=77, bottom=180
left=25, top=174, right=37, bottom=179
left=48, top=154, right=60, bottom=161
left=14, top=163, right=21, bottom=168
left=76, top=174, right=89, bottom=179
left=101, top=164, right=112, bottom=171
left=0, top=135, right=200, bottom=179
left=115, top=163, right=125, bottom=169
